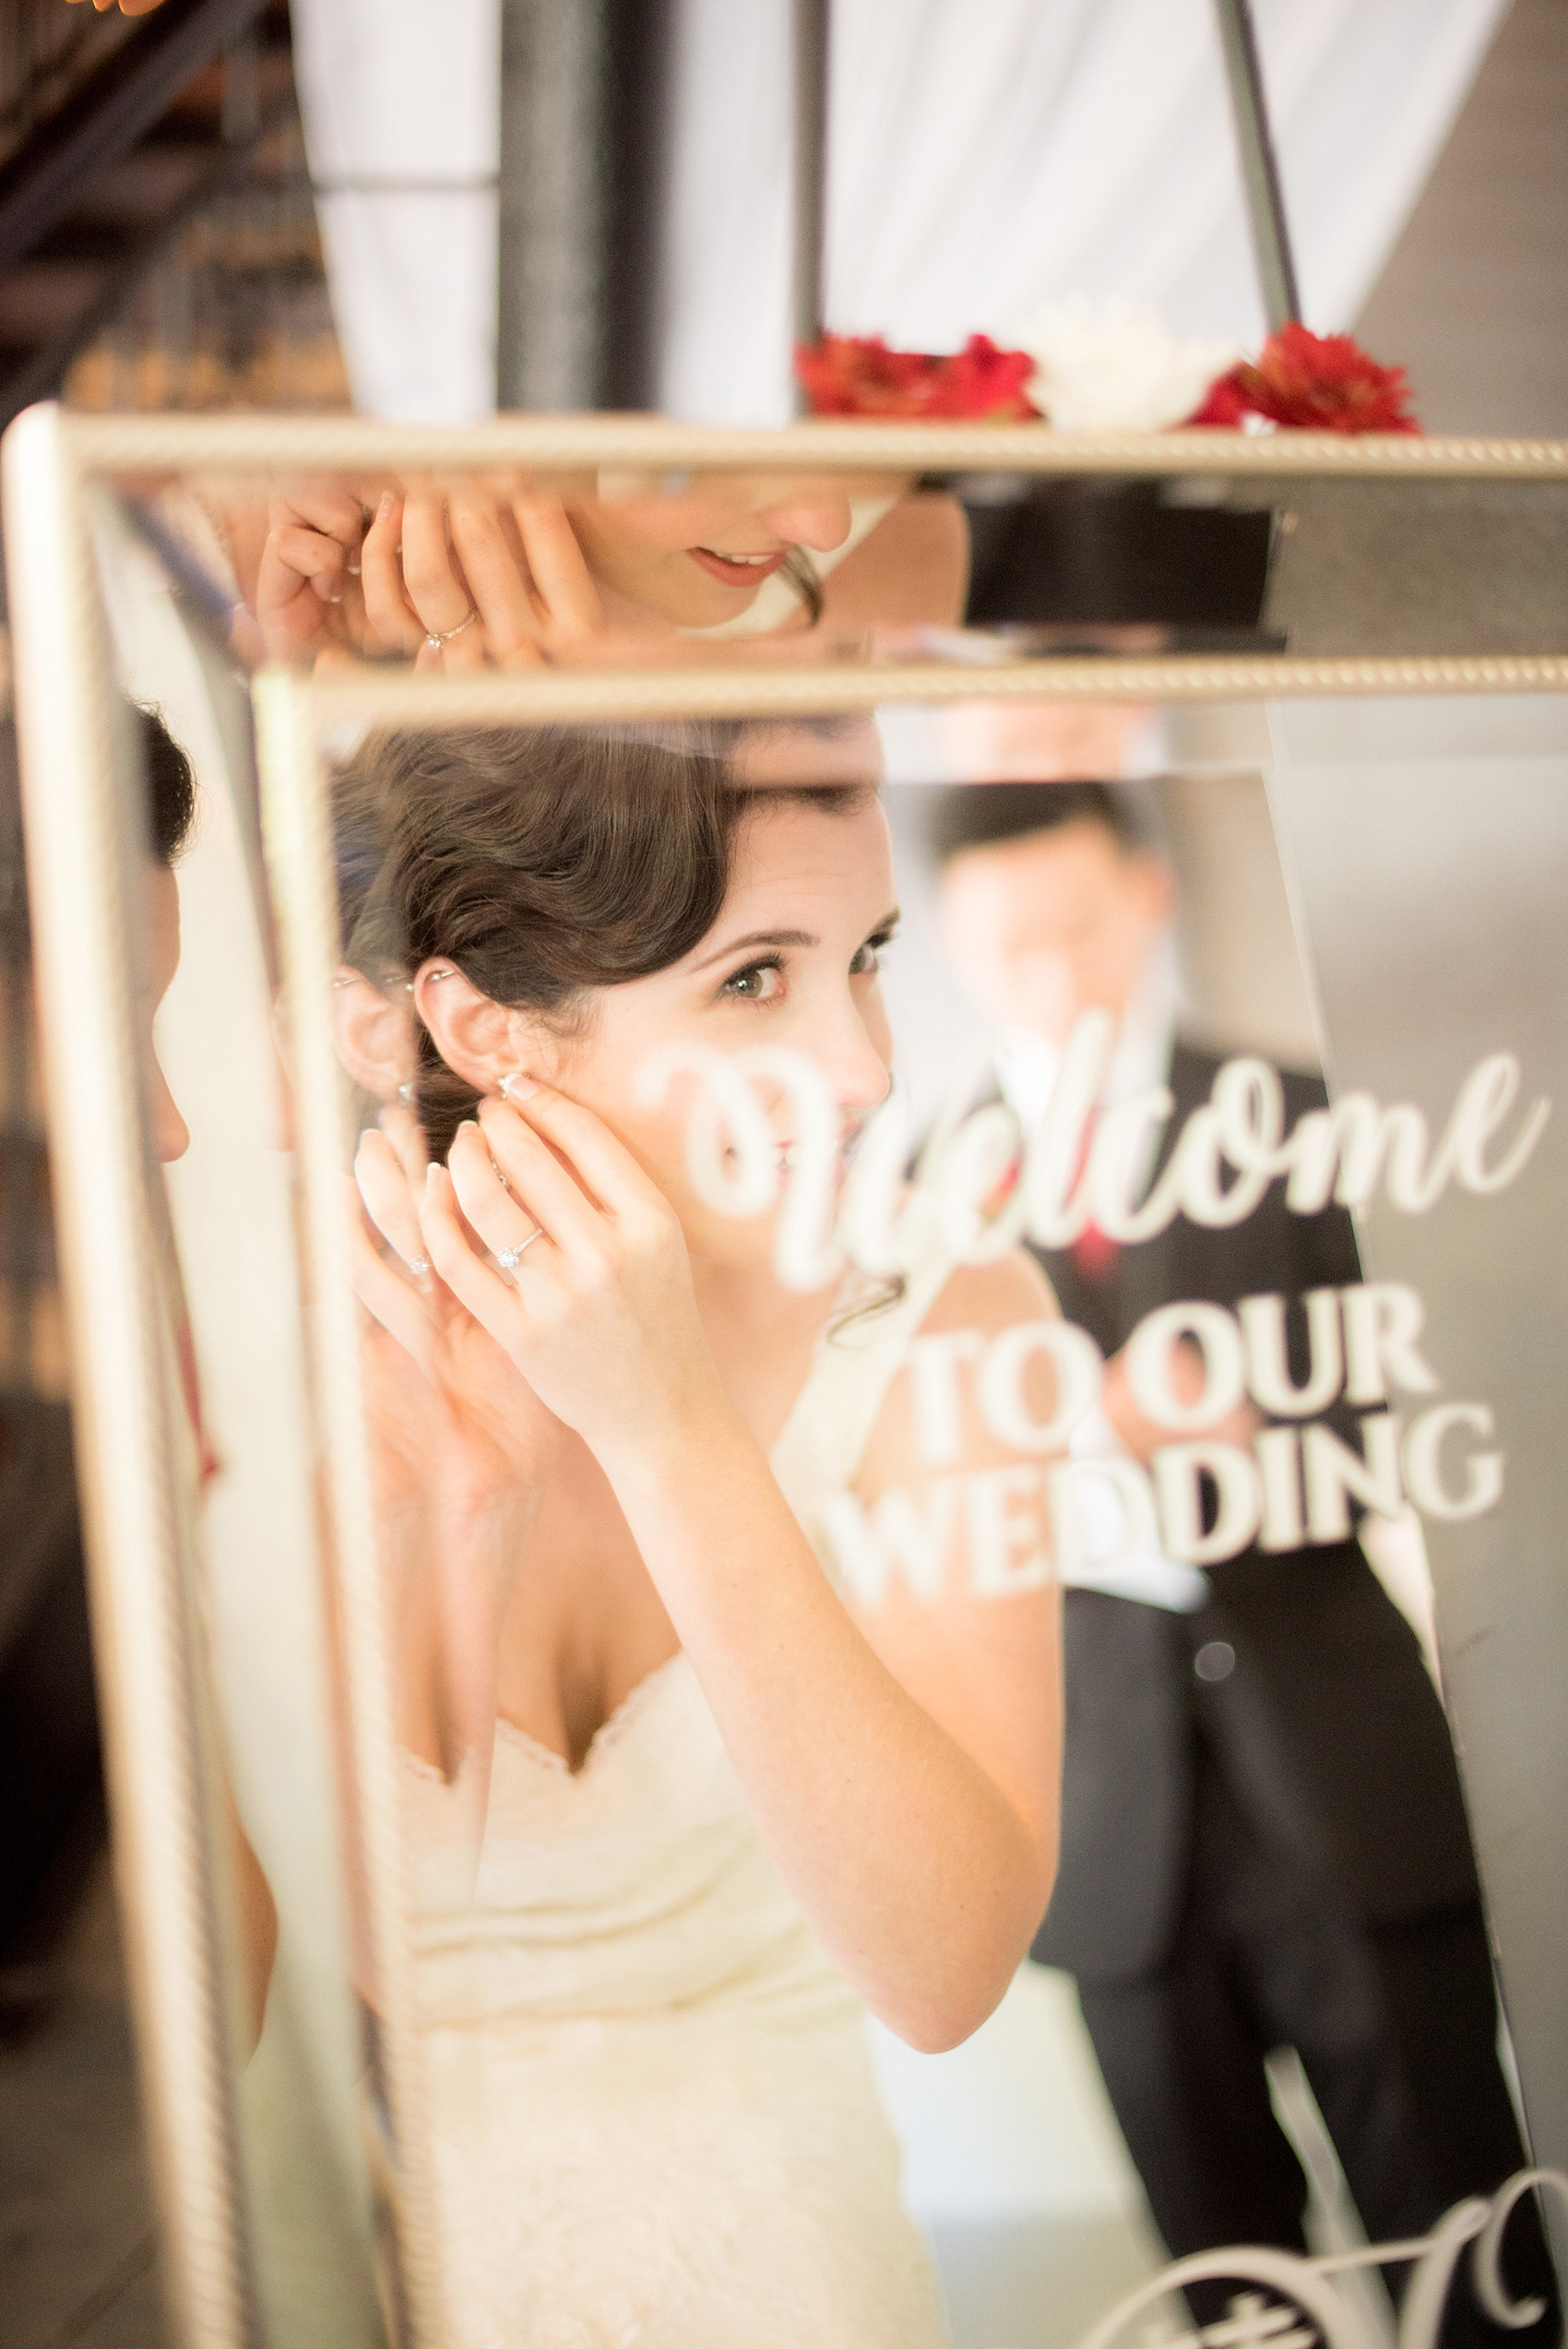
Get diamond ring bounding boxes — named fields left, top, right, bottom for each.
left=496, top=1227, right=544, bottom=1273
left=424, top=607, right=479, bottom=652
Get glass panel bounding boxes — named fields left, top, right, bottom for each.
left=874, top=731, right=1559, bottom=2345
left=1266, top=692, right=1568, bottom=2270
left=289, top=684, right=1556, bottom=2347
left=90, top=498, right=390, bottom=2348
left=19, top=418, right=1565, bottom=2349
left=109, top=458, right=1568, bottom=680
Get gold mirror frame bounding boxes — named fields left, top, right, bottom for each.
left=6, top=399, right=1568, bottom=2347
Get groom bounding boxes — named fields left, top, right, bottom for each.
left=931, top=780, right=1555, bottom=2336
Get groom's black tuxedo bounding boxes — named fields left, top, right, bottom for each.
left=1028, top=1039, right=1546, bottom=2320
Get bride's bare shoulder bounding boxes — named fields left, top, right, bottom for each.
left=916, top=1247, right=1059, bottom=1338
left=853, top=1247, right=1064, bottom=1501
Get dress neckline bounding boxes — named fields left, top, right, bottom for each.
left=493, top=1649, right=692, bottom=1781
left=474, top=1240, right=953, bottom=1785
left=483, top=1352, right=842, bottom=1783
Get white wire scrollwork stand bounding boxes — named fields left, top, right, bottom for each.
left=1071, top=2169, right=1566, bottom=2349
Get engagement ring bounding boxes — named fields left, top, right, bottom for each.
left=424, top=607, right=479, bottom=651
left=496, top=1228, right=543, bottom=1272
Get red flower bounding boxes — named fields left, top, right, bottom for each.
left=795, top=332, right=1039, bottom=420
left=1187, top=323, right=1419, bottom=434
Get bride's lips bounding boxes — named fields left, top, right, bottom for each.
left=719, top=1124, right=868, bottom=1190
left=687, top=545, right=790, bottom=590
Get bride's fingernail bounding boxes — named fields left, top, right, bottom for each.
left=376, top=492, right=394, bottom=525
left=498, top=1071, right=536, bottom=1103
left=425, top=1163, right=441, bottom=1194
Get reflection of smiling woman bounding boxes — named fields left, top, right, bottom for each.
left=255, top=472, right=967, bottom=667
left=338, top=722, right=1061, bottom=2348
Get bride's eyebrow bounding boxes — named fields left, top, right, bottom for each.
left=692, top=927, right=815, bottom=972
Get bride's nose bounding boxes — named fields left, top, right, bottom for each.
left=818, top=1008, right=893, bottom=1121
left=756, top=491, right=853, bottom=554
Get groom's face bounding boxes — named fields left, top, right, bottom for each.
left=937, top=817, right=1175, bottom=1048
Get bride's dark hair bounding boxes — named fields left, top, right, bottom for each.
left=337, top=722, right=863, bottom=1156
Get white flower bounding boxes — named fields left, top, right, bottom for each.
left=1010, top=295, right=1241, bottom=432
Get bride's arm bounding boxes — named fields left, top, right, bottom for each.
left=607, top=1256, right=1060, bottom=2053
left=421, top=1083, right=1061, bottom=2053
left=817, top=491, right=971, bottom=629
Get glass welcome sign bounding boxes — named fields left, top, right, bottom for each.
left=4, top=405, right=1566, bottom=2349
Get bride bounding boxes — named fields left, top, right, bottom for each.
left=337, top=717, right=1063, bottom=2347
left=252, top=468, right=968, bottom=666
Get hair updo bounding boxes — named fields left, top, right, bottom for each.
left=335, top=722, right=863, bottom=1155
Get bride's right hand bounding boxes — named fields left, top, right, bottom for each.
left=416, top=1084, right=726, bottom=1469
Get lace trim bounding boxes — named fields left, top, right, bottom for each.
left=493, top=1650, right=692, bottom=1780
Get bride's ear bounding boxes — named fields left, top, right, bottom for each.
left=329, top=966, right=416, bottom=1103
left=413, top=959, right=542, bottom=1094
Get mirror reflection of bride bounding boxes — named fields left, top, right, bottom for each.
left=330, top=718, right=1063, bottom=2347
left=249, top=472, right=968, bottom=667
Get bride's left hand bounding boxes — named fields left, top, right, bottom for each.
left=419, top=1082, right=725, bottom=1460
left=353, top=1102, right=570, bottom=1782
left=353, top=1102, right=565, bottom=1505
left=386, top=482, right=606, bottom=672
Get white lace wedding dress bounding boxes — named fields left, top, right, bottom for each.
left=403, top=1258, right=956, bottom=2349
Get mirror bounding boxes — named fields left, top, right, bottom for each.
left=8, top=465, right=395, bottom=2346
left=70, top=419, right=1568, bottom=685
left=6, top=408, right=1567, bottom=2349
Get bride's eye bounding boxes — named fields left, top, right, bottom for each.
left=721, top=960, right=785, bottom=1004
left=850, top=929, right=895, bottom=978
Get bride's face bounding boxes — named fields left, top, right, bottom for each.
left=544, top=793, right=897, bottom=1274
left=566, top=472, right=856, bottom=629
left=143, top=863, right=191, bottom=1166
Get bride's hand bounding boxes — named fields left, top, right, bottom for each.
left=386, top=480, right=605, bottom=672
left=351, top=1103, right=566, bottom=1779
left=419, top=1082, right=724, bottom=1461
left=255, top=485, right=377, bottom=662
left=351, top=1102, right=564, bottom=1508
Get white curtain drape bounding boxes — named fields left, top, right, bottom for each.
left=659, top=0, right=1509, bottom=424
left=288, top=0, right=1507, bottom=425
left=289, top=0, right=501, bottom=423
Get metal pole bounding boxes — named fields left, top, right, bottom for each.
left=496, top=0, right=672, bottom=412
left=599, top=0, right=676, bottom=411
left=1213, top=0, right=1301, bottom=332
left=496, top=0, right=609, bottom=411
left=792, top=0, right=829, bottom=378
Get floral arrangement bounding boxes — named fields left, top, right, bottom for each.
left=1013, top=296, right=1241, bottom=432
left=1185, top=321, right=1418, bottom=434
left=794, top=332, right=1037, bottom=420
left=796, top=304, right=1418, bottom=435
